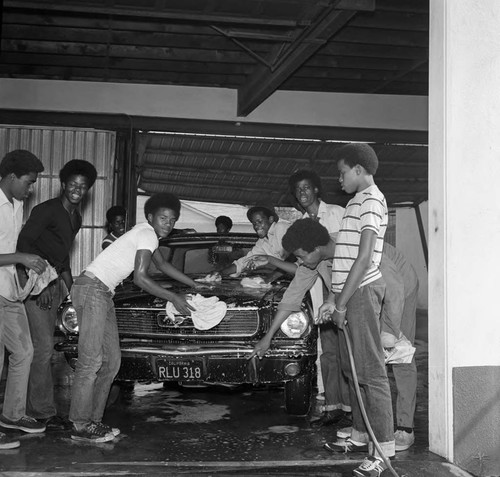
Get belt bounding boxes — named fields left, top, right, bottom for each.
left=82, top=270, right=113, bottom=295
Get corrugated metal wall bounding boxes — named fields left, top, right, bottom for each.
left=0, top=125, right=116, bottom=276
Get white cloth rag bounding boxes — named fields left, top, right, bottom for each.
left=240, top=276, right=271, bottom=289
left=384, top=334, right=416, bottom=365
left=165, top=293, right=227, bottom=330
left=14, top=261, right=59, bottom=301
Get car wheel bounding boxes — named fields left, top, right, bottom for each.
left=284, top=373, right=313, bottom=416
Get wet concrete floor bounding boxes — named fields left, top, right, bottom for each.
left=0, top=311, right=473, bottom=477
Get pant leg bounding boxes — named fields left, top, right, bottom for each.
left=320, top=322, right=350, bottom=412
left=339, top=279, right=395, bottom=458
left=69, top=276, right=115, bottom=426
left=25, top=280, right=62, bottom=419
left=0, top=297, right=33, bottom=421
left=90, top=301, right=121, bottom=423
left=309, top=277, right=325, bottom=394
left=393, top=284, right=418, bottom=429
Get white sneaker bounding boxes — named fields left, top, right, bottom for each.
left=395, top=429, right=415, bottom=451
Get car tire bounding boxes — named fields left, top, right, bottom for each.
left=284, top=373, right=313, bottom=416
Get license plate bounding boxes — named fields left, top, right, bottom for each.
left=156, top=359, right=204, bottom=381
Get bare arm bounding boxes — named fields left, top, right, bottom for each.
left=247, top=255, right=298, bottom=276
left=248, top=308, right=292, bottom=359
left=0, top=252, right=46, bottom=274
left=320, top=229, right=377, bottom=329
left=134, top=249, right=195, bottom=314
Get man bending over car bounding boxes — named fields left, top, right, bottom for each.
left=68, top=193, right=204, bottom=443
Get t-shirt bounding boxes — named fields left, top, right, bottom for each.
left=102, top=232, right=119, bottom=250
left=331, top=184, right=387, bottom=293
left=0, top=188, right=23, bottom=301
left=86, top=222, right=158, bottom=292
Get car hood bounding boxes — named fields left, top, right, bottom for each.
left=114, top=275, right=292, bottom=309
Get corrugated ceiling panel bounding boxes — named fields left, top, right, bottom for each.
left=0, top=125, right=116, bottom=276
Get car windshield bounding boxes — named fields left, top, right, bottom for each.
left=150, top=241, right=254, bottom=276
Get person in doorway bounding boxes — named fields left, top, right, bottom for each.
left=102, top=205, right=127, bottom=250
left=215, top=215, right=233, bottom=234
left=209, top=215, right=244, bottom=269
left=17, top=159, right=97, bottom=430
left=68, top=193, right=205, bottom=443
left=210, top=204, right=290, bottom=279
left=0, top=150, right=47, bottom=446
left=318, top=143, right=394, bottom=477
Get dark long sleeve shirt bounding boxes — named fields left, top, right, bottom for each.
left=17, top=198, right=81, bottom=275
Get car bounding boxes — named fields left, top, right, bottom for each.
left=56, top=233, right=318, bottom=415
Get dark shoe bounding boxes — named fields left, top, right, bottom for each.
left=0, top=415, right=46, bottom=434
left=93, top=421, right=121, bottom=437
left=0, top=432, right=20, bottom=450
left=352, top=456, right=387, bottom=476
left=71, top=423, right=115, bottom=443
left=324, top=438, right=369, bottom=454
left=39, top=416, right=72, bottom=431
left=310, top=409, right=348, bottom=428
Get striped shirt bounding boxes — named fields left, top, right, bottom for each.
left=331, top=184, right=388, bottom=293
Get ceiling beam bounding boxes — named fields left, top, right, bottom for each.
left=3, top=1, right=300, bottom=27
left=0, top=109, right=429, bottom=144
left=237, top=0, right=375, bottom=116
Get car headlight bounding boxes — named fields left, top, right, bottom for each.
left=280, top=311, right=309, bottom=338
left=60, top=305, right=79, bottom=333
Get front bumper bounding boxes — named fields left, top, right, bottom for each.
left=56, top=341, right=316, bottom=385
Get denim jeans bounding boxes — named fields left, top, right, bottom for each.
left=24, top=279, right=64, bottom=419
left=320, top=321, right=351, bottom=412
left=392, top=284, right=418, bottom=429
left=0, top=296, right=34, bottom=421
left=339, top=278, right=395, bottom=458
left=69, top=274, right=121, bottom=426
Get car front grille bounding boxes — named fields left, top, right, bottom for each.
left=115, top=306, right=259, bottom=338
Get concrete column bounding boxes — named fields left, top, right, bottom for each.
left=429, top=1, right=500, bottom=475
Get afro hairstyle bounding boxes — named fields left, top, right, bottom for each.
left=215, top=215, right=233, bottom=230
left=288, top=169, right=322, bottom=198
left=0, top=150, right=44, bottom=178
left=106, top=205, right=127, bottom=223
left=59, top=159, right=98, bottom=188
left=334, top=143, right=379, bottom=175
left=282, top=218, right=330, bottom=253
left=246, top=204, right=278, bottom=222
left=144, top=193, right=181, bottom=219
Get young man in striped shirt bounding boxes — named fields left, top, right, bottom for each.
left=319, top=143, right=394, bottom=477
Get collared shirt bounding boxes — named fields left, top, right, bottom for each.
left=17, top=197, right=81, bottom=275
left=331, top=184, right=388, bottom=292
left=0, top=188, right=24, bottom=301
left=303, top=200, right=345, bottom=237
left=232, top=220, right=291, bottom=274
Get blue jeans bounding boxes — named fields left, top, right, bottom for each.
left=69, top=274, right=121, bottom=426
left=320, top=322, right=351, bottom=412
left=339, top=278, right=395, bottom=458
left=0, top=296, right=34, bottom=421
left=25, top=279, right=63, bottom=419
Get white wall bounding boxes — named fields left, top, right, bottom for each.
left=0, top=78, right=427, bottom=131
